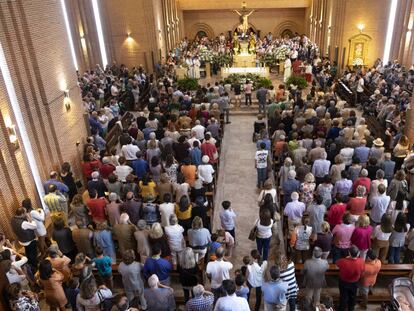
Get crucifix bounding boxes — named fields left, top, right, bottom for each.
left=233, top=1, right=255, bottom=35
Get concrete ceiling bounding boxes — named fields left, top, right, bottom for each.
left=178, top=0, right=311, bottom=10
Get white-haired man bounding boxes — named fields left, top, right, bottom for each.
left=185, top=284, right=214, bottom=311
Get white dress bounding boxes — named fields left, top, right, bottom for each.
left=284, top=58, right=292, bottom=82
left=193, top=58, right=201, bottom=79
left=185, top=58, right=194, bottom=78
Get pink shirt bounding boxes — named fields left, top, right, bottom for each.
left=333, top=223, right=355, bottom=248
left=351, top=226, right=373, bottom=250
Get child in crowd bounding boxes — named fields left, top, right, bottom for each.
left=66, top=277, right=80, bottom=311
left=217, top=229, right=235, bottom=258
left=235, top=273, right=249, bottom=300
left=241, top=256, right=250, bottom=277
left=207, top=233, right=222, bottom=261
left=92, top=246, right=113, bottom=289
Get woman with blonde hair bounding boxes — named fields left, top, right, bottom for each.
left=351, top=214, right=373, bottom=259
left=278, top=157, right=295, bottom=186
left=178, top=247, right=200, bottom=303
left=300, top=173, right=316, bottom=206
left=393, top=135, right=410, bottom=169
left=329, top=154, right=345, bottom=184
left=188, top=216, right=211, bottom=263
left=148, top=222, right=171, bottom=259
left=257, top=179, right=278, bottom=204
left=157, top=173, right=174, bottom=202
left=315, top=221, right=333, bottom=259
left=93, top=221, right=116, bottom=261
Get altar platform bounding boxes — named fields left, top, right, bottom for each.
left=233, top=53, right=256, bottom=67
left=220, top=66, right=269, bottom=78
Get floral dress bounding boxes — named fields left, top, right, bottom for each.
left=299, top=182, right=316, bottom=206
left=165, top=163, right=178, bottom=183
left=10, top=296, right=40, bottom=311
left=316, top=183, right=333, bottom=208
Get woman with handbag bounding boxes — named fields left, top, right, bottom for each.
left=254, top=209, right=273, bottom=261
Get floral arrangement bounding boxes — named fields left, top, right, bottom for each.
left=275, top=45, right=290, bottom=60
left=213, top=53, right=233, bottom=67
left=352, top=57, right=364, bottom=66
left=199, top=46, right=214, bottom=62
left=224, top=73, right=272, bottom=90
left=285, top=75, right=308, bottom=89
left=259, top=53, right=277, bottom=68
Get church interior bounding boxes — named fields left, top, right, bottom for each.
left=0, top=0, right=414, bottom=310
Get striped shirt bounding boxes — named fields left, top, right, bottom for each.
left=43, top=192, right=67, bottom=214
left=279, top=262, right=298, bottom=300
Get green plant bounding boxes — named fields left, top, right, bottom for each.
left=177, top=77, right=199, bottom=91
left=259, top=54, right=277, bottom=68
left=224, top=74, right=272, bottom=90
left=285, top=75, right=308, bottom=89
left=256, top=77, right=273, bottom=89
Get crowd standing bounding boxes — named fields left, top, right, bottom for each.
left=2, top=31, right=414, bottom=311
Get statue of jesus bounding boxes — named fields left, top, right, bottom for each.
left=233, top=3, right=255, bottom=35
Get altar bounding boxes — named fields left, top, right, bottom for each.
left=233, top=53, right=256, bottom=67
left=220, top=66, right=270, bottom=78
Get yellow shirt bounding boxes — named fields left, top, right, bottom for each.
left=175, top=204, right=192, bottom=220
left=139, top=181, right=157, bottom=198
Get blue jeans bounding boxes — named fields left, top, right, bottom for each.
left=288, top=298, right=296, bottom=311
left=256, top=237, right=271, bottom=260
left=388, top=246, right=401, bottom=264
left=257, top=167, right=267, bottom=188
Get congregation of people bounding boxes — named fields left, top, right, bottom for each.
left=2, top=30, right=414, bottom=311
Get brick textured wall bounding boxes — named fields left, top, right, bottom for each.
left=183, top=8, right=306, bottom=38
left=0, top=0, right=87, bottom=237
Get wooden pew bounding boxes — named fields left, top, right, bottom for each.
left=294, top=263, right=414, bottom=277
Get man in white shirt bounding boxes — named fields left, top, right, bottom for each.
left=198, top=155, right=215, bottom=185
left=370, top=184, right=391, bottom=225
left=255, top=142, right=269, bottom=189
left=206, top=247, right=233, bottom=302
left=11, top=207, right=38, bottom=268
left=159, top=193, right=175, bottom=227
left=187, top=131, right=201, bottom=150
left=214, top=279, right=250, bottom=311
left=115, top=156, right=134, bottom=182
left=356, top=74, right=365, bottom=105
left=191, top=120, right=205, bottom=141
left=121, top=138, right=140, bottom=162
left=111, top=82, right=119, bottom=97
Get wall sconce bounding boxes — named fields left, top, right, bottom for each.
left=7, top=124, right=19, bottom=150
left=126, top=33, right=132, bottom=40
left=357, top=23, right=365, bottom=33
left=64, top=89, right=71, bottom=111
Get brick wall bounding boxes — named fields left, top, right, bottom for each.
left=183, top=8, right=307, bottom=38
left=0, top=0, right=87, bottom=237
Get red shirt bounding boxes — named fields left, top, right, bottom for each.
left=347, top=197, right=367, bottom=215
left=201, top=141, right=218, bottom=164
left=87, top=198, right=107, bottom=222
left=337, top=257, right=365, bottom=283
left=327, top=203, right=347, bottom=228
left=82, top=160, right=102, bottom=178
left=353, top=177, right=371, bottom=194
left=99, top=163, right=115, bottom=179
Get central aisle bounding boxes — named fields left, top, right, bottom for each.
left=213, top=114, right=283, bottom=268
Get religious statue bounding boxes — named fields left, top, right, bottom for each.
left=233, top=32, right=240, bottom=54
left=233, top=2, right=255, bottom=35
